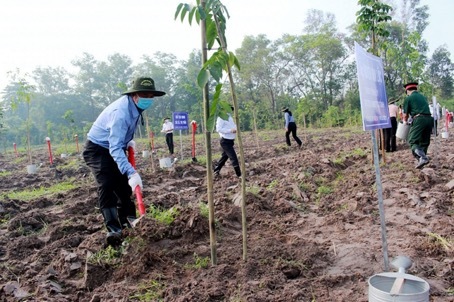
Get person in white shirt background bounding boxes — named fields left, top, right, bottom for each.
left=385, top=98, right=399, bottom=152
left=213, top=106, right=241, bottom=178
left=429, top=100, right=441, bottom=136
left=161, top=117, right=174, bottom=155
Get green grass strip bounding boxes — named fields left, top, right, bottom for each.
left=1, top=180, right=77, bottom=201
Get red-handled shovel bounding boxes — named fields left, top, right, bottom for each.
left=127, top=146, right=146, bottom=226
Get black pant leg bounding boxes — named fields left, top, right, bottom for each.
left=285, top=130, right=291, bottom=146
left=166, top=133, right=174, bottom=154
left=83, top=141, right=133, bottom=211
left=220, top=138, right=239, bottom=168
left=390, top=117, right=397, bottom=151
left=288, top=122, right=302, bottom=146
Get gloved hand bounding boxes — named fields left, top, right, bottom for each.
left=127, top=140, right=136, bottom=152
left=128, top=172, right=143, bottom=191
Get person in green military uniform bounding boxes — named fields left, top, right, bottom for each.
left=402, top=82, right=433, bottom=169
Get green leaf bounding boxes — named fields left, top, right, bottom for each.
left=180, top=4, right=189, bottom=22
left=208, top=62, right=223, bottom=82
left=189, top=7, right=196, bottom=25
left=206, top=18, right=217, bottom=50
left=175, top=3, right=184, bottom=20
left=230, top=52, right=240, bottom=70
left=197, top=69, right=210, bottom=88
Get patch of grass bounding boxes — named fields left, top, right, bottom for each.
left=337, top=203, right=349, bottom=212
left=130, top=278, right=165, bottom=302
left=147, top=205, right=179, bottom=225
left=351, top=148, right=367, bottom=157
left=246, top=185, right=260, bottom=196
left=427, top=232, right=453, bottom=253
left=266, top=179, right=279, bottom=191
left=189, top=155, right=208, bottom=166
left=335, top=172, right=344, bottom=182
left=317, top=185, right=332, bottom=196
left=389, top=161, right=406, bottom=170
left=184, top=253, right=210, bottom=269
left=314, top=177, right=328, bottom=186
left=258, top=132, right=272, bottom=141
left=0, top=180, right=77, bottom=201
left=298, top=182, right=310, bottom=192
left=58, top=158, right=80, bottom=170
left=0, top=171, right=12, bottom=177
left=198, top=202, right=209, bottom=218
left=0, top=214, right=11, bottom=227
left=87, top=246, right=123, bottom=266
left=332, top=156, right=344, bottom=165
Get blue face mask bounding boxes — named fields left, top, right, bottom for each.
left=137, top=97, right=154, bottom=110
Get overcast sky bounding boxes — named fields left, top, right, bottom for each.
left=0, top=0, right=452, bottom=95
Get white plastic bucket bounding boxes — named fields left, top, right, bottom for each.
left=142, top=151, right=150, bottom=158
left=441, top=131, right=449, bottom=139
left=159, top=157, right=173, bottom=168
left=26, top=164, right=37, bottom=174
left=396, top=122, right=410, bottom=140
left=368, top=272, right=429, bottom=302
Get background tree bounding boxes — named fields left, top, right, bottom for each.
left=428, top=46, right=454, bottom=99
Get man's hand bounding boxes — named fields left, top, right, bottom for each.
left=128, top=172, right=143, bottom=191
left=127, top=140, right=136, bottom=152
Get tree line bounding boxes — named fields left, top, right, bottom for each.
left=1, top=0, right=453, bottom=151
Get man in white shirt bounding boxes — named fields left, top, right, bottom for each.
left=429, top=101, right=440, bottom=136
left=214, top=107, right=241, bottom=178
left=161, top=117, right=174, bottom=155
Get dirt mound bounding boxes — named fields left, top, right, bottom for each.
left=0, top=128, right=453, bottom=301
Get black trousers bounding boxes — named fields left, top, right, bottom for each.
left=166, top=133, right=174, bottom=154
left=215, top=138, right=240, bottom=171
left=285, top=122, right=302, bottom=146
left=82, top=140, right=136, bottom=222
left=384, top=117, right=397, bottom=152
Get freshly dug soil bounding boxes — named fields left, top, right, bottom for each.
left=0, top=128, right=452, bottom=302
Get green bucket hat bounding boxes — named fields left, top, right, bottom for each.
left=122, top=77, right=166, bottom=96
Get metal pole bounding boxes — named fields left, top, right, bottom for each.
left=179, top=130, right=183, bottom=160
left=371, top=130, right=389, bottom=271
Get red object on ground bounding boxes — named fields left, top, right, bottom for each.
left=13, top=143, right=18, bottom=157
left=127, top=146, right=145, bottom=216
left=446, top=111, right=452, bottom=131
left=45, top=137, right=54, bottom=165
left=191, top=121, right=197, bottom=159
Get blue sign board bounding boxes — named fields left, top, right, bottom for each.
left=355, top=42, right=391, bottom=131
left=172, top=112, right=189, bottom=130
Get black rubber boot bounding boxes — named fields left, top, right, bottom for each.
left=118, top=203, right=137, bottom=229
left=414, top=149, right=429, bottom=169
left=234, top=166, right=242, bottom=177
left=101, top=208, right=123, bottom=246
left=213, top=165, right=222, bottom=178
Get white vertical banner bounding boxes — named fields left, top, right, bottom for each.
left=355, top=42, right=390, bottom=131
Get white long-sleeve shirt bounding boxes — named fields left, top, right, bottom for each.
left=216, top=115, right=237, bottom=140
left=161, top=121, right=174, bottom=133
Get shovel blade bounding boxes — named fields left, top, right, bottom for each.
left=127, top=215, right=145, bottom=228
